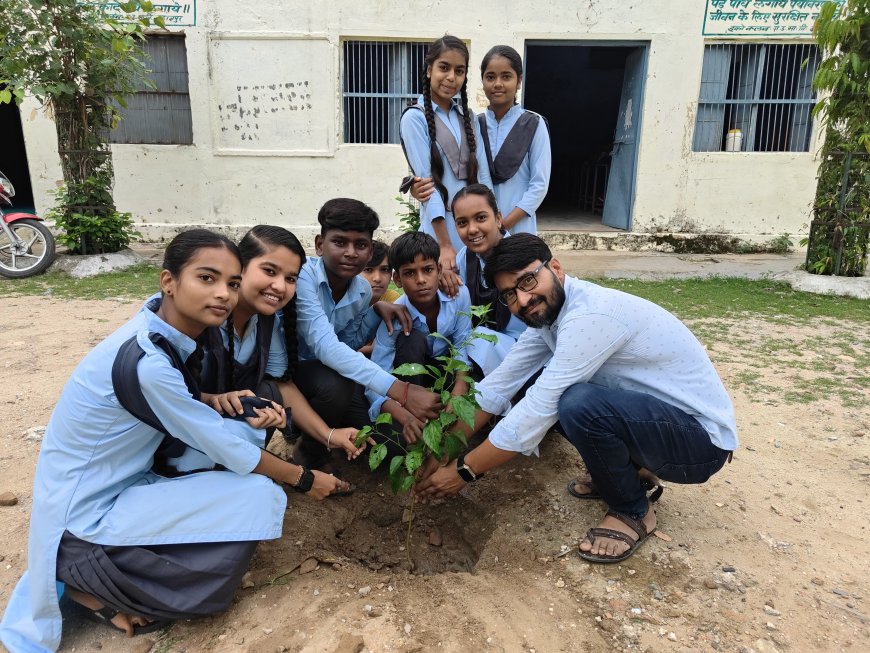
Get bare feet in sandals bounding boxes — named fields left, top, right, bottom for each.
left=578, top=506, right=657, bottom=563
left=567, top=469, right=664, bottom=502
left=66, top=588, right=158, bottom=637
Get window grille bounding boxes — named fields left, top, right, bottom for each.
left=110, top=34, right=193, bottom=145
left=693, top=43, right=819, bottom=153
left=343, top=40, right=430, bottom=144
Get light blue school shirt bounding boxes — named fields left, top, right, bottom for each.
left=366, top=287, right=473, bottom=420
left=477, top=276, right=739, bottom=456
left=0, top=294, right=286, bottom=653
left=483, top=105, right=551, bottom=235
left=296, top=256, right=395, bottom=396
left=219, top=312, right=287, bottom=377
left=400, top=96, right=494, bottom=252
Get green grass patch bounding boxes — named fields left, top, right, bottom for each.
left=0, top=264, right=158, bottom=301
left=592, top=277, right=870, bottom=323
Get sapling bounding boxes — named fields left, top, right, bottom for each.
left=354, top=305, right=496, bottom=563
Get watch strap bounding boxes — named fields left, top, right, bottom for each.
left=292, top=467, right=315, bottom=493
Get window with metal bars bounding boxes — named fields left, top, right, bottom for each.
left=693, top=42, right=819, bottom=153
left=109, top=34, right=193, bottom=145
left=342, top=40, right=430, bottom=144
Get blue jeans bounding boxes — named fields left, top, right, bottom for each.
left=557, top=383, right=730, bottom=519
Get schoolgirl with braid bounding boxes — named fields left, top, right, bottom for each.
left=188, top=226, right=370, bottom=468
left=399, top=34, right=493, bottom=288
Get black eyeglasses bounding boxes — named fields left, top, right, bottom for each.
left=497, top=259, right=550, bottom=306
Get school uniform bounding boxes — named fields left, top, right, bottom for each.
left=366, top=286, right=473, bottom=421
left=295, top=256, right=391, bottom=429
left=456, top=241, right=527, bottom=375
left=479, top=105, right=551, bottom=235
left=400, top=96, right=494, bottom=252
left=164, top=312, right=289, bottom=473
left=0, top=295, right=286, bottom=653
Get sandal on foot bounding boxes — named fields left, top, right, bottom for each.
left=566, top=476, right=664, bottom=503
left=577, top=510, right=656, bottom=564
left=71, top=601, right=170, bottom=635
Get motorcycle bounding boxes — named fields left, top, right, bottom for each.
left=0, top=170, right=56, bottom=278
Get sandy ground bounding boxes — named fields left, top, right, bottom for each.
left=0, top=294, right=868, bottom=653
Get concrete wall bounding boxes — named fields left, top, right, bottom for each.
left=19, top=1, right=821, bottom=246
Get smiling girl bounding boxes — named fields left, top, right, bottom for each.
left=412, top=45, right=551, bottom=237
left=165, top=226, right=368, bottom=473
left=451, top=184, right=527, bottom=376
left=399, top=35, right=493, bottom=279
left=0, top=230, right=348, bottom=652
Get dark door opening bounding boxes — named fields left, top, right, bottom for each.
left=524, top=43, right=645, bottom=231
left=0, top=99, right=35, bottom=211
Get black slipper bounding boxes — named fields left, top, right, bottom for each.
left=567, top=476, right=664, bottom=503
left=69, top=600, right=170, bottom=635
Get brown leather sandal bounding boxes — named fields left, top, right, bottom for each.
left=567, top=475, right=664, bottom=503
left=577, top=510, right=656, bottom=564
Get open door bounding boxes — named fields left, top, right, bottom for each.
left=602, top=47, right=646, bottom=230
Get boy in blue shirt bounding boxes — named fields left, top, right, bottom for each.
left=293, top=199, right=442, bottom=468
left=366, top=232, right=473, bottom=454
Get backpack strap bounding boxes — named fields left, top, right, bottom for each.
left=112, top=332, right=201, bottom=459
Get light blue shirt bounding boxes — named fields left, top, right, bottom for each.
left=296, top=256, right=395, bottom=397
left=366, top=287, right=472, bottom=420
left=0, top=295, right=286, bottom=653
left=400, top=96, right=494, bottom=251
left=219, top=312, right=287, bottom=378
left=478, top=276, right=739, bottom=455
left=483, top=105, right=551, bottom=235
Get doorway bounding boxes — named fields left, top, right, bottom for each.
left=524, top=42, right=648, bottom=231
left=0, top=99, right=35, bottom=211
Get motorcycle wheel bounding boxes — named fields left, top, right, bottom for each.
left=0, top=219, right=57, bottom=279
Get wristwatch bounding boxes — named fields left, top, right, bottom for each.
left=292, top=467, right=315, bottom=493
left=456, top=454, right=483, bottom=483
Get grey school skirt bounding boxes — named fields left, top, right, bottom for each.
left=56, top=530, right=257, bottom=620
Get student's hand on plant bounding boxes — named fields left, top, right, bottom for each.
left=374, top=301, right=413, bottom=336
left=404, top=385, right=442, bottom=422
left=307, top=470, right=351, bottom=500
left=246, top=402, right=286, bottom=430
left=410, top=176, right=435, bottom=202
left=333, top=428, right=374, bottom=460
left=414, top=460, right=465, bottom=499
left=401, top=415, right=425, bottom=444
left=439, top=267, right=463, bottom=298
left=207, top=389, right=256, bottom=416
left=439, top=243, right=458, bottom=276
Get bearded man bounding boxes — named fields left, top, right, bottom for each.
left=416, top=233, right=737, bottom=564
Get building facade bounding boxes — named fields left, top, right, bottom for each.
left=7, top=0, right=831, bottom=247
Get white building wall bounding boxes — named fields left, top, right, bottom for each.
left=19, top=1, right=821, bottom=246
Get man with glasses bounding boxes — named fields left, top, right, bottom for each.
left=416, top=233, right=737, bottom=564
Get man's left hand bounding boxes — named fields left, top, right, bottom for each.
left=374, top=301, right=412, bottom=336
left=414, top=461, right=466, bottom=499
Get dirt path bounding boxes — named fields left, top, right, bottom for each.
left=0, top=296, right=868, bottom=653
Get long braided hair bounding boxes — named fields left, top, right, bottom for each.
left=233, top=225, right=307, bottom=384
left=421, top=35, right=478, bottom=210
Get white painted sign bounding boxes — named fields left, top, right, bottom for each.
left=702, top=0, right=843, bottom=36
left=80, top=2, right=197, bottom=27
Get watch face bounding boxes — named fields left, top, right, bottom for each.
left=457, top=464, right=475, bottom=483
